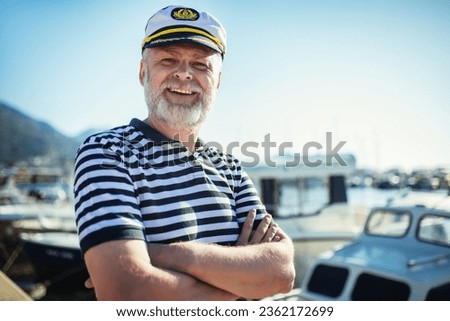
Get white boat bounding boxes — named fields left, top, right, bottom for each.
left=272, top=193, right=450, bottom=301
left=0, top=200, right=76, bottom=234
left=0, top=168, right=76, bottom=233
left=244, top=154, right=363, bottom=236
left=244, top=154, right=357, bottom=216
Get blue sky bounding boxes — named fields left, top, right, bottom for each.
left=1, top=0, right=449, bottom=171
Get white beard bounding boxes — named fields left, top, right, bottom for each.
left=144, top=76, right=216, bottom=130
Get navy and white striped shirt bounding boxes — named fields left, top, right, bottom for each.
left=74, top=118, right=266, bottom=255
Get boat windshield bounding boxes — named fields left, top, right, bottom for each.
left=365, top=210, right=411, bottom=237
left=417, top=214, right=450, bottom=247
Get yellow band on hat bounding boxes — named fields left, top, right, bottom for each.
left=142, top=26, right=224, bottom=52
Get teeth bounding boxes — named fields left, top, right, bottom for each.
left=170, top=88, right=193, bottom=95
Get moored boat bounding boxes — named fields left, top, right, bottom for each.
left=19, top=232, right=88, bottom=293
left=271, top=193, right=450, bottom=301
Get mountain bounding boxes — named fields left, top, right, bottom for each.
left=0, top=102, right=80, bottom=165
left=74, top=127, right=107, bottom=145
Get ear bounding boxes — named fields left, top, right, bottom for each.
left=216, top=71, right=222, bottom=90
left=139, top=60, right=145, bottom=86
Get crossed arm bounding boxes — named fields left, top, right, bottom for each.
left=84, top=210, right=295, bottom=300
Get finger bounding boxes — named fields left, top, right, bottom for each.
left=236, top=209, right=256, bottom=246
left=262, top=222, right=278, bottom=242
left=84, top=277, right=94, bottom=289
left=249, top=214, right=272, bottom=244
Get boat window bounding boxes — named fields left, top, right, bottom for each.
left=426, top=282, right=450, bottom=300
left=351, top=273, right=410, bottom=300
left=417, top=215, right=450, bottom=247
left=306, top=264, right=349, bottom=298
left=260, top=177, right=329, bottom=217
left=365, top=210, right=411, bottom=237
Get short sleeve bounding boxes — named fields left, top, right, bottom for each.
left=74, top=139, right=145, bottom=255
left=233, top=163, right=268, bottom=230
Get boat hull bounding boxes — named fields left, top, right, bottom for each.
left=20, top=232, right=89, bottom=293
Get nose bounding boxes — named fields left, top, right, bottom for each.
left=174, top=61, right=193, bottom=81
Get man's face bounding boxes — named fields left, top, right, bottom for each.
left=140, top=43, right=222, bottom=130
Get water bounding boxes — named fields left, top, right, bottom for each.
left=347, top=187, right=404, bottom=207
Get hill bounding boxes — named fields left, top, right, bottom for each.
left=0, top=102, right=80, bottom=165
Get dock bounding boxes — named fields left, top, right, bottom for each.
left=0, top=270, right=32, bottom=301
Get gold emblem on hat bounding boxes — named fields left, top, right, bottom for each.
left=171, top=8, right=199, bottom=21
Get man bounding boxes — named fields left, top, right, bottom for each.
left=74, top=5, right=295, bottom=300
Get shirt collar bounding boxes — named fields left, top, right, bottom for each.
left=130, top=118, right=204, bottom=151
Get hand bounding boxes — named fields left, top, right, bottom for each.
left=236, top=209, right=280, bottom=246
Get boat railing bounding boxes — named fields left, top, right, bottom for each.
left=407, top=253, right=450, bottom=268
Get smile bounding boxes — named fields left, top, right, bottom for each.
left=167, top=88, right=196, bottom=95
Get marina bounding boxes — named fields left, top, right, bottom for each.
left=1, top=162, right=449, bottom=300
left=0, top=166, right=92, bottom=300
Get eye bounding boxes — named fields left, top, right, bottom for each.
left=160, top=58, right=177, bottom=66
left=192, top=61, right=208, bottom=70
